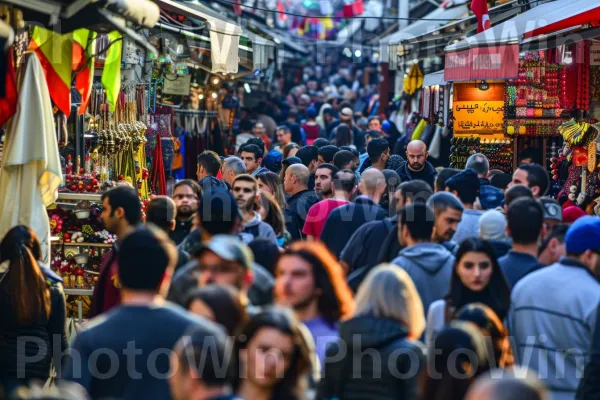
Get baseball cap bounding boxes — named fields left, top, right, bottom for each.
left=565, top=216, right=600, bottom=254
left=365, top=130, right=382, bottom=139
left=262, top=150, right=282, bottom=173
left=340, top=107, right=353, bottom=121
left=194, top=235, right=254, bottom=270
left=540, top=198, right=563, bottom=222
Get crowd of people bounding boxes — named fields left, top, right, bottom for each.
left=1, top=81, right=600, bottom=400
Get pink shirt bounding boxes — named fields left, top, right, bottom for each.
left=302, top=199, right=349, bottom=240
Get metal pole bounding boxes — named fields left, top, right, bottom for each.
left=398, top=0, right=409, bottom=30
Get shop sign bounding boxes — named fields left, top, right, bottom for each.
left=163, top=74, right=192, bottom=95
left=445, top=44, right=519, bottom=81
left=454, top=101, right=504, bottom=134
left=591, top=43, right=600, bottom=66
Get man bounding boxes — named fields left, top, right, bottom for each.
left=232, top=174, right=278, bottom=245
left=358, top=130, right=382, bottom=171
left=235, top=119, right=254, bottom=151
left=576, top=304, right=600, bottom=400
left=479, top=209, right=512, bottom=259
left=323, top=107, right=339, bottom=138
left=392, top=203, right=454, bottom=314
left=221, top=156, right=246, bottom=187
left=426, top=192, right=464, bottom=255
left=274, top=125, right=293, bottom=153
left=502, top=184, right=534, bottom=214
left=285, top=108, right=304, bottom=145
left=321, top=168, right=387, bottom=258
left=368, top=116, right=382, bottom=132
left=318, top=145, right=340, bottom=165
left=445, top=169, right=482, bottom=244
left=366, top=138, right=390, bottom=171
left=296, top=145, right=319, bottom=191
left=197, top=150, right=227, bottom=190
left=239, top=143, right=268, bottom=177
left=90, top=186, right=142, bottom=317
left=303, top=168, right=354, bottom=242
left=174, top=190, right=274, bottom=307
left=508, top=216, right=600, bottom=400
left=146, top=196, right=190, bottom=271
left=253, top=122, right=270, bottom=150
left=434, top=168, right=460, bottom=192
left=275, top=241, right=353, bottom=365
left=283, top=164, right=318, bottom=241
left=538, top=223, right=568, bottom=266
left=170, top=324, right=235, bottom=400
left=498, top=197, right=545, bottom=288
left=333, top=150, right=357, bottom=171
left=509, top=163, right=549, bottom=198
left=395, top=140, right=437, bottom=189
left=342, top=180, right=433, bottom=289
left=314, top=163, right=339, bottom=200
left=336, top=107, right=365, bottom=153
left=64, top=227, right=215, bottom=398
left=539, top=197, right=563, bottom=240
left=170, top=179, right=202, bottom=245
left=466, top=153, right=505, bottom=210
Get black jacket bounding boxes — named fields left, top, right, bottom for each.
left=395, top=160, right=437, bottom=189
left=317, top=315, right=425, bottom=400
left=170, top=217, right=194, bottom=246
left=576, top=304, right=600, bottom=400
left=341, top=217, right=396, bottom=273
left=284, top=189, right=318, bottom=241
left=321, top=197, right=388, bottom=259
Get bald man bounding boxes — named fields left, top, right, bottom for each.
left=283, top=164, right=318, bottom=240
left=395, top=140, right=437, bottom=189
left=321, top=168, right=388, bottom=258
left=466, top=369, right=549, bottom=400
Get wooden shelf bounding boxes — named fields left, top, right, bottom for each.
left=52, top=241, right=113, bottom=248
left=64, top=288, right=94, bottom=296
left=57, top=192, right=102, bottom=201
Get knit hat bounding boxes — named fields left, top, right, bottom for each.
left=262, top=150, right=282, bottom=173
left=445, top=169, right=480, bottom=204
left=563, top=206, right=586, bottom=224
left=565, top=216, right=600, bottom=254
left=306, top=106, right=317, bottom=118
left=479, top=210, right=507, bottom=241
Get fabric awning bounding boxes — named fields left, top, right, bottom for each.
left=444, top=0, right=600, bottom=81
left=379, top=5, right=469, bottom=69
left=154, top=0, right=242, bottom=74
left=241, top=30, right=276, bottom=70
left=423, top=70, right=446, bottom=87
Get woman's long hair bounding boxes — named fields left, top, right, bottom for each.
left=455, top=303, right=514, bottom=368
left=278, top=242, right=355, bottom=328
left=234, top=307, right=313, bottom=400
left=333, top=124, right=352, bottom=147
left=445, top=238, right=510, bottom=322
left=258, top=190, right=286, bottom=237
left=283, top=143, right=300, bottom=160
left=421, top=321, right=492, bottom=400
left=0, top=225, right=51, bottom=325
left=354, top=264, right=425, bottom=339
left=257, top=171, right=287, bottom=209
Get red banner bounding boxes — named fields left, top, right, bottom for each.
left=444, top=44, right=519, bottom=82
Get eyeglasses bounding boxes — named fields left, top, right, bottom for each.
left=197, top=262, right=242, bottom=275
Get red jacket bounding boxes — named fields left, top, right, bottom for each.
left=89, top=248, right=121, bottom=318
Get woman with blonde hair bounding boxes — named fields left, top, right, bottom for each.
left=257, top=190, right=290, bottom=247
left=317, top=264, right=426, bottom=400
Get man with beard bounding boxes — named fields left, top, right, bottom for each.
left=303, top=168, right=352, bottom=242
left=89, top=186, right=142, bottom=317
left=426, top=192, right=464, bottom=255
left=314, top=164, right=338, bottom=200
left=170, top=180, right=202, bottom=245
left=509, top=216, right=600, bottom=400
left=395, top=140, right=437, bottom=189
left=232, top=174, right=278, bottom=245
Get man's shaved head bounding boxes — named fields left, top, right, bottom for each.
left=287, top=163, right=310, bottom=187
left=466, top=369, right=549, bottom=400
left=360, top=168, right=386, bottom=198
left=406, top=140, right=428, bottom=171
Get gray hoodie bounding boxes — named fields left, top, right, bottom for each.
left=239, top=212, right=278, bottom=245
left=392, top=243, right=455, bottom=315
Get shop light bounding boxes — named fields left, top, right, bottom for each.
left=355, top=49, right=362, bottom=58
left=199, top=94, right=204, bottom=100
left=478, top=80, right=490, bottom=91
left=212, top=77, right=220, bottom=85
left=244, top=83, right=252, bottom=93
left=211, top=92, right=218, bottom=99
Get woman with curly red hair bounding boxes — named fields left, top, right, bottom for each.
left=274, top=241, right=354, bottom=366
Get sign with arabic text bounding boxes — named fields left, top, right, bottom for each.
left=454, top=101, right=504, bottom=134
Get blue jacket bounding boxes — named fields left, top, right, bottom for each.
left=479, top=178, right=504, bottom=210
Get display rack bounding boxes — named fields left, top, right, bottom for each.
left=56, top=193, right=102, bottom=201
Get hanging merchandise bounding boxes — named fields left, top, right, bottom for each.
left=101, top=31, right=123, bottom=112
left=72, top=29, right=97, bottom=115
left=404, top=64, right=424, bottom=96
left=0, top=49, right=16, bottom=126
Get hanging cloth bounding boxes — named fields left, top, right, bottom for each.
left=152, top=134, right=167, bottom=195
left=0, top=53, right=62, bottom=263
left=101, top=31, right=123, bottom=112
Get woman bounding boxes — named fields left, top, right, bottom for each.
left=318, top=264, right=426, bottom=400
left=257, top=171, right=287, bottom=210
left=183, top=284, right=248, bottom=335
left=332, top=124, right=354, bottom=149
left=0, top=226, right=67, bottom=394
left=234, top=308, right=313, bottom=400
left=455, top=303, right=514, bottom=368
left=275, top=242, right=354, bottom=366
left=425, top=238, right=510, bottom=344
left=257, top=190, right=290, bottom=247
left=283, top=143, right=300, bottom=160
left=421, top=321, right=491, bottom=400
